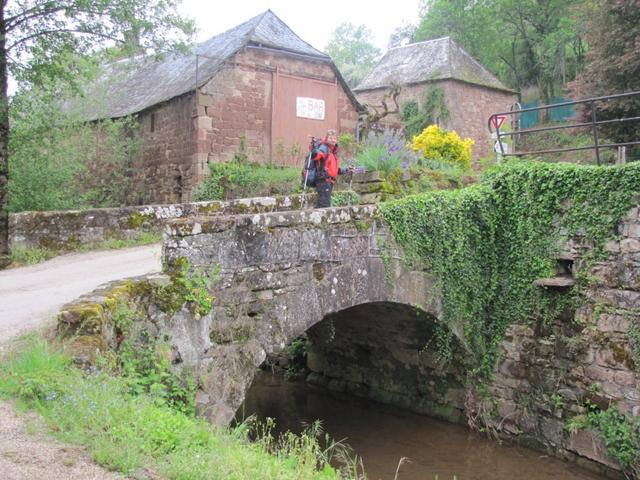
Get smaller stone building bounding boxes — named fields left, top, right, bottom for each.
left=82, top=10, right=362, bottom=205
left=354, top=37, right=517, bottom=161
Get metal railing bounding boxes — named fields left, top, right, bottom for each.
left=488, top=91, right=640, bottom=165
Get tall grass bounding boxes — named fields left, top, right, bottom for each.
left=0, top=336, right=362, bottom=479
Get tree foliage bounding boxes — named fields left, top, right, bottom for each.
left=8, top=78, right=142, bottom=212
left=415, top=0, right=586, bottom=103
left=324, top=22, right=381, bottom=88
left=5, top=0, right=194, bottom=85
left=571, top=0, right=640, bottom=143
left=0, top=0, right=195, bottom=267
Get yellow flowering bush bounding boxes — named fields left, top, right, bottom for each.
left=411, top=124, right=474, bottom=170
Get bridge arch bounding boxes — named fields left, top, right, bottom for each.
left=164, top=206, right=466, bottom=425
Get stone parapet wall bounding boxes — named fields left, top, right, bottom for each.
left=8, top=171, right=410, bottom=251
left=8, top=195, right=313, bottom=250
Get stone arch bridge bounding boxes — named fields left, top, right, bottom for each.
left=161, top=205, right=457, bottom=425
left=58, top=199, right=640, bottom=476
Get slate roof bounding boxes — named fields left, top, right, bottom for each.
left=80, top=10, right=332, bottom=120
left=354, top=37, right=513, bottom=93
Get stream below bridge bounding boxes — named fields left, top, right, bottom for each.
left=238, top=370, right=602, bottom=480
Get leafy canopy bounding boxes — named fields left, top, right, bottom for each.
left=324, top=22, right=381, bottom=88
left=5, top=0, right=195, bottom=87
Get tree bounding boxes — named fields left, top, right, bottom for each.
left=8, top=76, right=143, bottom=213
left=324, top=22, right=381, bottom=89
left=571, top=0, right=640, bottom=144
left=0, top=1, right=194, bottom=268
left=415, top=0, right=586, bottom=104
left=388, top=23, right=416, bottom=49
left=415, top=0, right=504, bottom=76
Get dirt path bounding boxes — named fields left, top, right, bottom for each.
left=0, top=245, right=162, bottom=479
left=0, top=245, right=162, bottom=340
left=0, top=400, right=125, bottom=480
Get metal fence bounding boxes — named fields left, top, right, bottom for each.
left=519, top=97, right=576, bottom=129
left=488, top=91, right=640, bottom=165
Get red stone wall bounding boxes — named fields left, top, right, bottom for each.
left=443, top=81, right=516, bottom=162
left=130, top=47, right=360, bottom=205
left=355, top=80, right=517, bottom=162
left=134, top=93, right=196, bottom=204
left=195, top=47, right=360, bottom=174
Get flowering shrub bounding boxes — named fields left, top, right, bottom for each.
left=411, top=124, right=474, bottom=170
left=356, top=128, right=420, bottom=175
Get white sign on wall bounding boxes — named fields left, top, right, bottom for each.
left=296, top=97, right=325, bottom=120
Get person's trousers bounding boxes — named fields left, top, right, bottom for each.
left=316, top=181, right=333, bottom=208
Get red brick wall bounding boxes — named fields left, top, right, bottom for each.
left=355, top=80, right=517, bottom=162
left=196, top=47, right=360, bottom=172
left=134, top=93, right=196, bottom=204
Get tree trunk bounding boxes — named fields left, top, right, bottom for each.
left=0, top=6, right=8, bottom=269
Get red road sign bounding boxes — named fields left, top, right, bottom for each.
left=491, top=115, right=506, bottom=130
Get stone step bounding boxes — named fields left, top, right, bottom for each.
left=533, top=275, right=575, bottom=288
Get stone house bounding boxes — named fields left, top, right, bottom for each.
left=83, top=10, right=362, bottom=204
left=354, top=37, right=517, bottom=162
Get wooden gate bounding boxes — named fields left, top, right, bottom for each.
left=272, top=71, right=338, bottom=166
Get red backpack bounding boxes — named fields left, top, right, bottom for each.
left=312, top=139, right=339, bottom=182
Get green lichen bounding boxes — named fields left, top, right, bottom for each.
left=196, top=202, right=223, bottom=215
left=126, top=211, right=155, bottom=229
left=63, top=303, right=106, bottom=335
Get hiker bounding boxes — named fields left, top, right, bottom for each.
left=308, top=129, right=354, bottom=208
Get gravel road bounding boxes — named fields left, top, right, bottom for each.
left=0, top=245, right=162, bottom=339
left=0, top=245, right=162, bottom=479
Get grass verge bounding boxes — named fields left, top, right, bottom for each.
left=8, top=231, right=162, bottom=268
left=0, top=335, right=362, bottom=479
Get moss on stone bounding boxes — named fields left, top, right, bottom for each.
left=125, top=211, right=155, bottom=229
left=235, top=203, right=249, bottom=213
left=196, top=202, right=223, bottom=215
left=353, top=219, right=373, bottom=233
left=62, top=302, right=106, bottom=335
left=63, top=334, right=109, bottom=362
left=611, top=343, right=635, bottom=370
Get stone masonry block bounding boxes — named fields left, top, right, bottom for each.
left=195, top=116, right=213, bottom=130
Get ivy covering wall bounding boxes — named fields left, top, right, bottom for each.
left=381, top=161, right=640, bottom=375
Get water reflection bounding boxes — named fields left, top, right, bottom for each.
left=239, top=370, right=603, bottom=480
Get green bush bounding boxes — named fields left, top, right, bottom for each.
left=193, top=162, right=300, bottom=201
left=8, top=81, right=141, bottom=212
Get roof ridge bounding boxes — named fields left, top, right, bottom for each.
left=387, top=36, right=451, bottom=52
left=249, top=9, right=327, bottom=56
left=447, top=37, right=508, bottom=89
left=245, top=10, right=270, bottom=43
